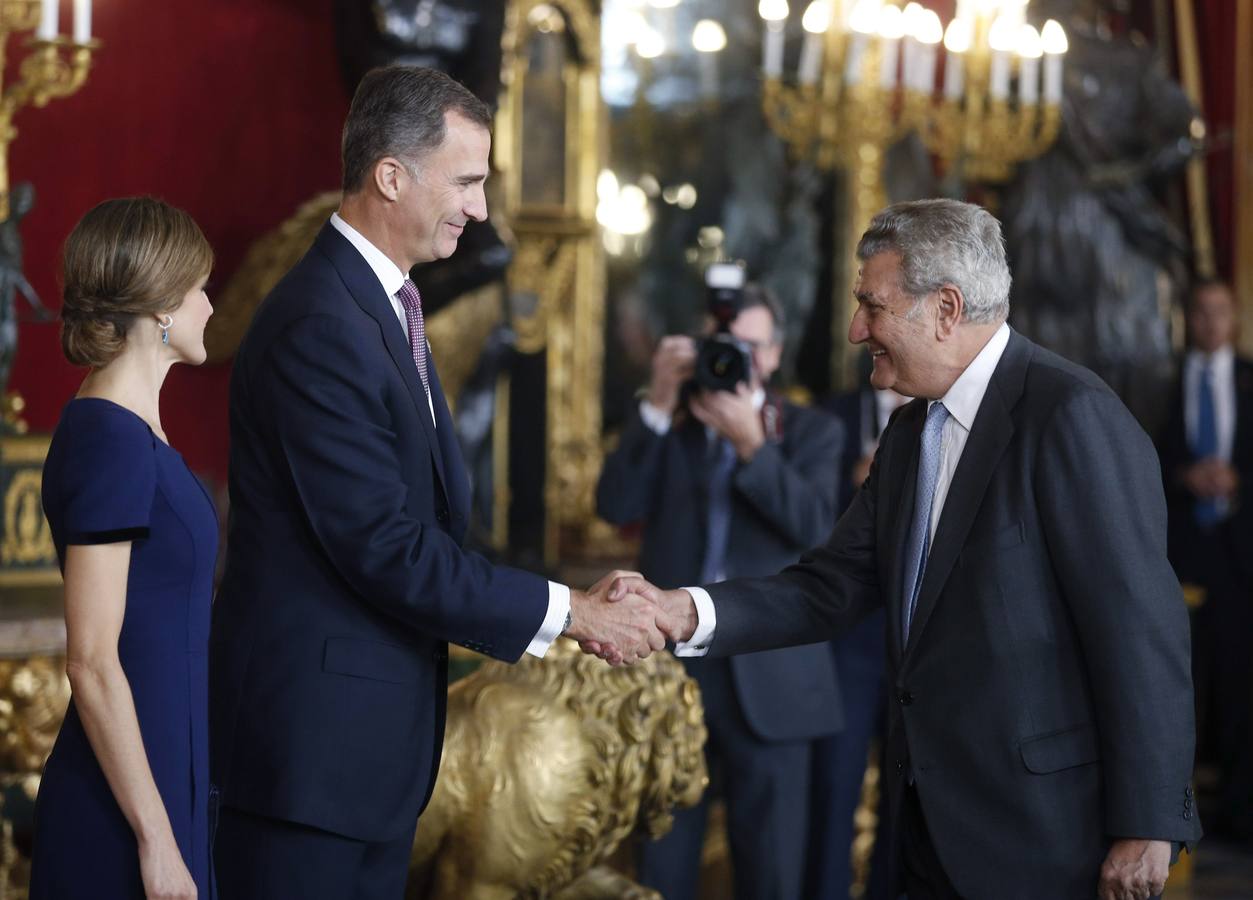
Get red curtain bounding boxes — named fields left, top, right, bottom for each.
left=9, top=0, right=349, bottom=482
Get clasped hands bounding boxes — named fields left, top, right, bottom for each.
left=564, top=572, right=697, bottom=666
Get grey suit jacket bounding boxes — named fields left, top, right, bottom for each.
left=705, top=331, right=1201, bottom=898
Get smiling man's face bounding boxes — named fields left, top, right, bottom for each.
left=398, top=110, right=490, bottom=264
left=848, top=251, right=940, bottom=398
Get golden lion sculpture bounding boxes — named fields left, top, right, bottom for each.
left=406, top=640, right=708, bottom=900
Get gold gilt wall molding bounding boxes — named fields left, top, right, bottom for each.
left=1173, top=0, right=1216, bottom=279
left=1235, top=0, right=1253, bottom=355
left=498, top=0, right=605, bottom=565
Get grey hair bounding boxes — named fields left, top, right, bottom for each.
left=341, top=66, right=492, bottom=193
left=856, top=199, right=1011, bottom=325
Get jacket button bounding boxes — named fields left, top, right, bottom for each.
left=1184, top=811, right=1192, bottom=820
left=436, top=508, right=449, bottom=524
left=1185, top=786, right=1194, bottom=797
left=898, top=691, right=914, bottom=706
left=895, top=761, right=904, bottom=772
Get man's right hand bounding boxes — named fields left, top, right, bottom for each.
left=564, top=571, right=671, bottom=666
left=605, top=575, right=698, bottom=645
left=646, top=336, right=698, bottom=416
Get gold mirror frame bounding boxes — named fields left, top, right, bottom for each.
left=497, top=0, right=605, bottom=564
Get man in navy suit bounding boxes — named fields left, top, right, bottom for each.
left=597, top=285, right=845, bottom=900
left=599, top=200, right=1200, bottom=900
left=210, top=66, right=670, bottom=899
left=1157, top=279, right=1253, bottom=839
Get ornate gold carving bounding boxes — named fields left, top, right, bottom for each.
left=498, top=0, right=605, bottom=564
left=0, top=653, right=69, bottom=896
left=0, top=434, right=55, bottom=587
left=0, top=656, right=68, bottom=775
left=407, top=640, right=707, bottom=899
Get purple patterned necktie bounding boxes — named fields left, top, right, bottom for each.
left=396, top=278, right=430, bottom=394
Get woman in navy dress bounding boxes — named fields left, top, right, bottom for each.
left=30, top=197, right=216, bottom=900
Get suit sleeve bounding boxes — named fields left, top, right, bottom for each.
left=705, top=435, right=883, bottom=657
left=1036, top=386, right=1199, bottom=842
left=596, top=407, right=667, bottom=525
left=732, top=410, right=844, bottom=547
left=258, top=314, right=548, bottom=662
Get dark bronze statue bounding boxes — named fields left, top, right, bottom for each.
left=1001, top=11, right=1199, bottom=429
left=0, top=183, right=50, bottom=421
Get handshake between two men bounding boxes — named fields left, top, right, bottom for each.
left=564, top=572, right=696, bottom=666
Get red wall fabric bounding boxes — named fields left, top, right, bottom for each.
left=1193, top=0, right=1236, bottom=281
left=9, top=0, right=349, bottom=483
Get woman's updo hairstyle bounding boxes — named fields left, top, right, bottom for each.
left=60, top=197, right=213, bottom=368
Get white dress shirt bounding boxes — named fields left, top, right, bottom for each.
left=676, top=323, right=1011, bottom=657
left=328, top=213, right=569, bottom=657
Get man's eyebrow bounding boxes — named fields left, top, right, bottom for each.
left=457, top=173, right=488, bottom=185
left=854, top=290, right=884, bottom=305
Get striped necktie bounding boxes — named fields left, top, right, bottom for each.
left=396, top=278, right=430, bottom=394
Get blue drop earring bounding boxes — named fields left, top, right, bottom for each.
left=160, top=315, right=173, bottom=345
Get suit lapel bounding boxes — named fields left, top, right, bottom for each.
left=902, top=332, right=1031, bottom=661
left=427, top=358, right=471, bottom=544
left=314, top=224, right=449, bottom=493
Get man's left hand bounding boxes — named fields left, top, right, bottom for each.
left=1098, top=839, right=1171, bottom=900
left=689, top=384, right=764, bottom=461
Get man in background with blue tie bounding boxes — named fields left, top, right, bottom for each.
left=599, top=200, right=1201, bottom=900
left=211, top=66, right=671, bottom=899
left=596, top=283, right=845, bottom=900
left=1157, top=279, right=1253, bottom=842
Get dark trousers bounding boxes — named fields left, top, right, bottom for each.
left=214, top=805, right=417, bottom=900
left=900, top=785, right=962, bottom=900
left=807, top=610, right=887, bottom=899
left=637, top=659, right=812, bottom=900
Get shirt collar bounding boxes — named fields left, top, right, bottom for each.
left=1186, top=344, right=1234, bottom=376
left=329, top=212, right=407, bottom=298
left=935, top=322, right=1011, bottom=432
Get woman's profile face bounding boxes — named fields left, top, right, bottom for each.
left=166, top=276, right=213, bottom=366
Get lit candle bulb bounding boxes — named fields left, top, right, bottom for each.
left=1016, top=23, right=1042, bottom=105
left=759, top=0, right=790, bottom=78
left=988, top=16, right=1015, bottom=100
left=37, top=0, right=58, bottom=40
left=900, top=3, right=925, bottom=92
left=1041, top=19, right=1068, bottom=104
left=943, top=18, right=971, bottom=100
left=799, top=1, right=831, bottom=85
left=844, top=0, right=881, bottom=85
left=913, top=9, right=942, bottom=92
left=74, top=0, right=92, bottom=44
left=692, top=19, right=727, bottom=97
left=876, top=4, right=905, bottom=90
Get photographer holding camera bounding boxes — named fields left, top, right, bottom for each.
left=597, top=271, right=846, bottom=900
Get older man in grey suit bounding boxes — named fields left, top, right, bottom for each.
left=592, top=200, right=1201, bottom=900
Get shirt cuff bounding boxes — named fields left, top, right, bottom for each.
left=639, top=399, right=673, bottom=435
left=525, top=581, right=571, bottom=658
left=674, top=586, right=716, bottom=657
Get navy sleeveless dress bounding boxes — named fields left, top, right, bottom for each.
left=30, top=398, right=217, bottom=898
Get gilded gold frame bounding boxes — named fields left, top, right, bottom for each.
left=497, top=0, right=605, bottom=565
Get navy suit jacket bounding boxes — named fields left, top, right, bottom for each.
left=210, top=223, right=549, bottom=842
left=597, top=400, right=845, bottom=741
left=1157, top=354, right=1253, bottom=585
left=703, top=332, right=1200, bottom=897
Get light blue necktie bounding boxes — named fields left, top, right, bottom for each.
left=1193, top=363, right=1221, bottom=527
left=701, top=439, right=738, bottom=584
left=902, top=401, right=949, bottom=645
